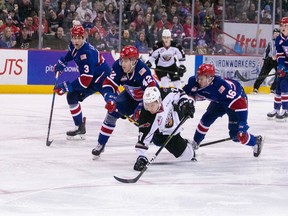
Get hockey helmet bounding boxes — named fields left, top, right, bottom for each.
left=280, top=17, right=288, bottom=25
left=196, top=63, right=215, bottom=77
left=162, top=29, right=171, bottom=38
left=143, top=87, right=161, bottom=105
left=71, top=25, right=85, bottom=37
left=273, top=28, right=280, bottom=33
left=120, top=45, right=139, bottom=59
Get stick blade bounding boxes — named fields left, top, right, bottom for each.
left=113, top=175, right=139, bottom=183
left=46, top=139, right=53, bottom=146
left=235, top=70, right=249, bottom=82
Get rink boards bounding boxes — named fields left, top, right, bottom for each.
left=0, top=49, right=271, bottom=94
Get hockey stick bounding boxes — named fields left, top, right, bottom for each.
left=115, top=109, right=139, bottom=126
left=114, top=115, right=190, bottom=183
left=200, top=137, right=232, bottom=147
left=46, top=71, right=60, bottom=146
left=235, top=70, right=276, bottom=82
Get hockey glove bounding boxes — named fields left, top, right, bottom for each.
left=277, top=65, right=288, bottom=77
left=54, top=81, right=72, bottom=95
left=54, top=57, right=67, bottom=75
left=237, top=121, right=249, bottom=144
left=104, top=93, right=117, bottom=113
left=179, top=98, right=195, bottom=118
left=133, top=155, right=148, bottom=171
left=146, top=61, right=152, bottom=68
left=178, top=65, right=187, bottom=77
left=132, top=103, right=142, bottom=122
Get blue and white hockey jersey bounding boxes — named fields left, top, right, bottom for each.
left=102, top=59, right=158, bottom=101
left=63, top=41, right=109, bottom=92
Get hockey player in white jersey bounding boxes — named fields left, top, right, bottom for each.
left=146, top=29, right=186, bottom=89
left=133, top=86, right=196, bottom=171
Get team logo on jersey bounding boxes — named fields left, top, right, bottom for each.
left=162, top=55, right=172, bottom=61
left=165, top=110, right=174, bottom=128
left=80, top=54, right=87, bottom=60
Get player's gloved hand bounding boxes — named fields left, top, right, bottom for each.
left=104, top=93, right=117, bottom=113
left=132, top=103, right=142, bottom=122
left=277, top=65, right=288, bottom=77
left=133, top=155, right=148, bottom=171
left=54, top=57, right=67, bottom=76
left=179, top=98, right=195, bottom=118
left=146, top=61, right=152, bottom=68
left=178, top=65, right=187, bottom=77
left=237, top=121, right=249, bottom=144
left=54, top=81, right=72, bottom=95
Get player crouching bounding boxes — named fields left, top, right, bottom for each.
left=134, top=86, right=196, bottom=171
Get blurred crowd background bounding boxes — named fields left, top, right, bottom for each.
left=0, top=0, right=287, bottom=54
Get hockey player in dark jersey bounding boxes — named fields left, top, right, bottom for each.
left=92, top=46, right=158, bottom=158
left=53, top=25, right=111, bottom=139
left=133, top=86, right=196, bottom=171
left=183, top=63, right=264, bottom=157
left=267, top=17, right=288, bottom=121
left=146, top=29, right=186, bottom=89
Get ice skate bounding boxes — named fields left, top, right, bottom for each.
left=267, top=110, right=277, bottom=120
left=276, top=110, right=288, bottom=122
left=252, top=89, right=258, bottom=94
left=66, top=117, right=86, bottom=140
left=92, top=143, right=105, bottom=159
left=253, top=135, right=264, bottom=157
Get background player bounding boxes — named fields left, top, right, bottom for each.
left=253, top=28, right=279, bottom=94
left=133, top=86, right=195, bottom=171
left=146, top=29, right=186, bottom=89
left=53, top=25, right=111, bottom=139
left=183, top=63, right=263, bottom=157
left=92, top=45, right=158, bottom=158
left=267, top=17, right=288, bottom=121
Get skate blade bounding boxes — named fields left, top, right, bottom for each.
left=66, top=135, right=86, bottom=140
left=267, top=116, right=276, bottom=120
left=92, top=155, right=101, bottom=160
left=275, top=118, right=287, bottom=122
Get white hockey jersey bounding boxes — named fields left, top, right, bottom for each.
left=147, top=41, right=185, bottom=67
left=137, top=88, right=189, bottom=146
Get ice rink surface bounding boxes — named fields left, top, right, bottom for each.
left=1, top=93, right=288, bottom=216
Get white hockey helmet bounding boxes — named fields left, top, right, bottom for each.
left=143, top=87, right=161, bottom=106
left=162, top=29, right=171, bottom=38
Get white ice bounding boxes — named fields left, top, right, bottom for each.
left=0, top=93, right=288, bottom=216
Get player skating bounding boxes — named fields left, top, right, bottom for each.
left=92, top=45, right=158, bottom=158
left=146, top=29, right=186, bottom=89
left=53, top=25, right=111, bottom=139
left=133, top=86, right=196, bottom=171
left=267, top=17, right=288, bottom=121
left=183, top=63, right=263, bottom=157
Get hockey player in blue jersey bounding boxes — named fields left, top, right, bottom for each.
left=92, top=45, right=158, bottom=158
left=267, top=17, right=288, bottom=121
left=53, top=25, right=111, bottom=139
left=183, top=63, right=263, bottom=157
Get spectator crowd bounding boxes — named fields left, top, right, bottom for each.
left=0, top=0, right=287, bottom=54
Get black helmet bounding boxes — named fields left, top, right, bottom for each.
left=273, top=28, right=280, bottom=33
